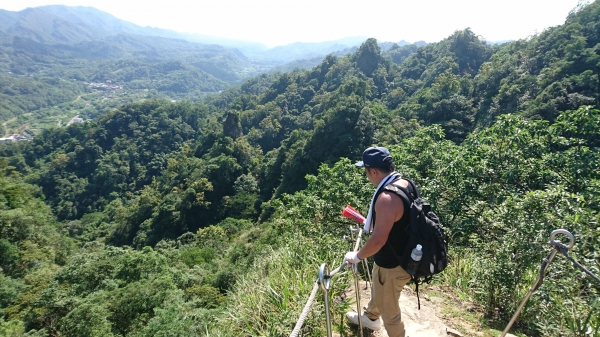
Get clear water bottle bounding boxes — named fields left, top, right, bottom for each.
left=406, top=244, right=423, bottom=275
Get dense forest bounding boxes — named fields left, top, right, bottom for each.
left=1, top=1, right=599, bottom=336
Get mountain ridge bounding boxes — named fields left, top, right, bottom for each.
left=0, top=5, right=422, bottom=63
left=0, top=4, right=426, bottom=130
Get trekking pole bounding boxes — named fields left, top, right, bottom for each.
left=499, top=229, right=575, bottom=337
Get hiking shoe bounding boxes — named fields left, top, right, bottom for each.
left=345, top=311, right=382, bottom=330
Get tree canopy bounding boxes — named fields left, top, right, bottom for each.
left=1, top=2, right=600, bottom=336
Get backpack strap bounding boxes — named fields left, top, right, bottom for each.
left=374, top=178, right=412, bottom=260
left=405, top=179, right=421, bottom=199
left=413, top=275, right=433, bottom=310
left=382, top=179, right=418, bottom=206
left=382, top=179, right=427, bottom=311
left=414, top=276, right=421, bottom=310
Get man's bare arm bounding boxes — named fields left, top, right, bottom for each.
left=356, top=191, right=404, bottom=260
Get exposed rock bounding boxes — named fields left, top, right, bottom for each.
left=446, top=327, right=464, bottom=337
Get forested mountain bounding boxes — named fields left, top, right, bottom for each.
left=1, top=1, right=599, bottom=336
left=0, top=5, right=403, bottom=66
left=0, top=5, right=254, bottom=49
left=0, top=5, right=424, bottom=135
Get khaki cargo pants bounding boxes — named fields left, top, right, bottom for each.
left=364, top=263, right=411, bottom=337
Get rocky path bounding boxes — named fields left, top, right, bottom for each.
left=343, top=281, right=466, bottom=337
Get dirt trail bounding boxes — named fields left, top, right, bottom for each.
left=343, top=281, right=465, bottom=337
left=2, top=117, right=17, bottom=137
left=66, top=115, right=80, bottom=126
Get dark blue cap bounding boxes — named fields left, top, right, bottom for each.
left=355, top=146, right=393, bottom=168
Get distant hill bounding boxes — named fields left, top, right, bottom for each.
left=0, top=6, right=272, bottom=89
left=254, top=40, right=363, bottom=64
left=486, top=39, right=512, bottom=45
left=0, top=7, right=107, bottom=44
left=38, top=5, right=271, bottom=56
left=0, top=5, right=426, bottom=84
left=0, top=5, right=260, bottom=82
left=0, top=5, right=418, bottom=65
left=0, top=5, right=227, bottom=46
left=0, top=4, right=424, bottom=127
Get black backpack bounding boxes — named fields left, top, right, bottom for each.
left=377, top=179, right=448, bottom=308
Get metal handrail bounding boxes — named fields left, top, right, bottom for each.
left=319, top=226, right=365, bottom=337
left=290, top=225, right=367, bottom=337
left=500, top=229, right=575, bottom=337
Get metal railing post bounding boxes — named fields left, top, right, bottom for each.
left=361, top=247, right=372, bottom=289
left=291, top=227, right=369, bottom=337
left=500, top=229, right=575, bottom=337
left=351, top=225, right=372, bottom=289
left=319, top=263, right=333, bottom=337
left=352, top=263, right=364, bottom=337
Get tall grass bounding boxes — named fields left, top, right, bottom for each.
left=439, top=248, right=479, bottom=299
left=211, top=234, right=352, bottom=337
left=440, top=246, right=600, bottom=336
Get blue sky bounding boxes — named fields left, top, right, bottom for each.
left=1, top=0, right=585, bottom=47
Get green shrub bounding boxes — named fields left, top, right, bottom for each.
left=180, top=247, right=216, bottom=267
left=58, top=297, right=114, bottom=337
left=185, top=285, right=226, bottom=309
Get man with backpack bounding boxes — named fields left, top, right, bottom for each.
left=344, top=146, right=412, bottom=337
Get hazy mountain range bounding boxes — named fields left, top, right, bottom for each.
left=0, top=4, right=430, bottom=125
left=0, top=5, right=425, bottom=66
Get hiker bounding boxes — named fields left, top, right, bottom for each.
left=344, top=146, right=411, bottom=337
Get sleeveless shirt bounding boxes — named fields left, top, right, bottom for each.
left=372, top=179, right=412, bottom=268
